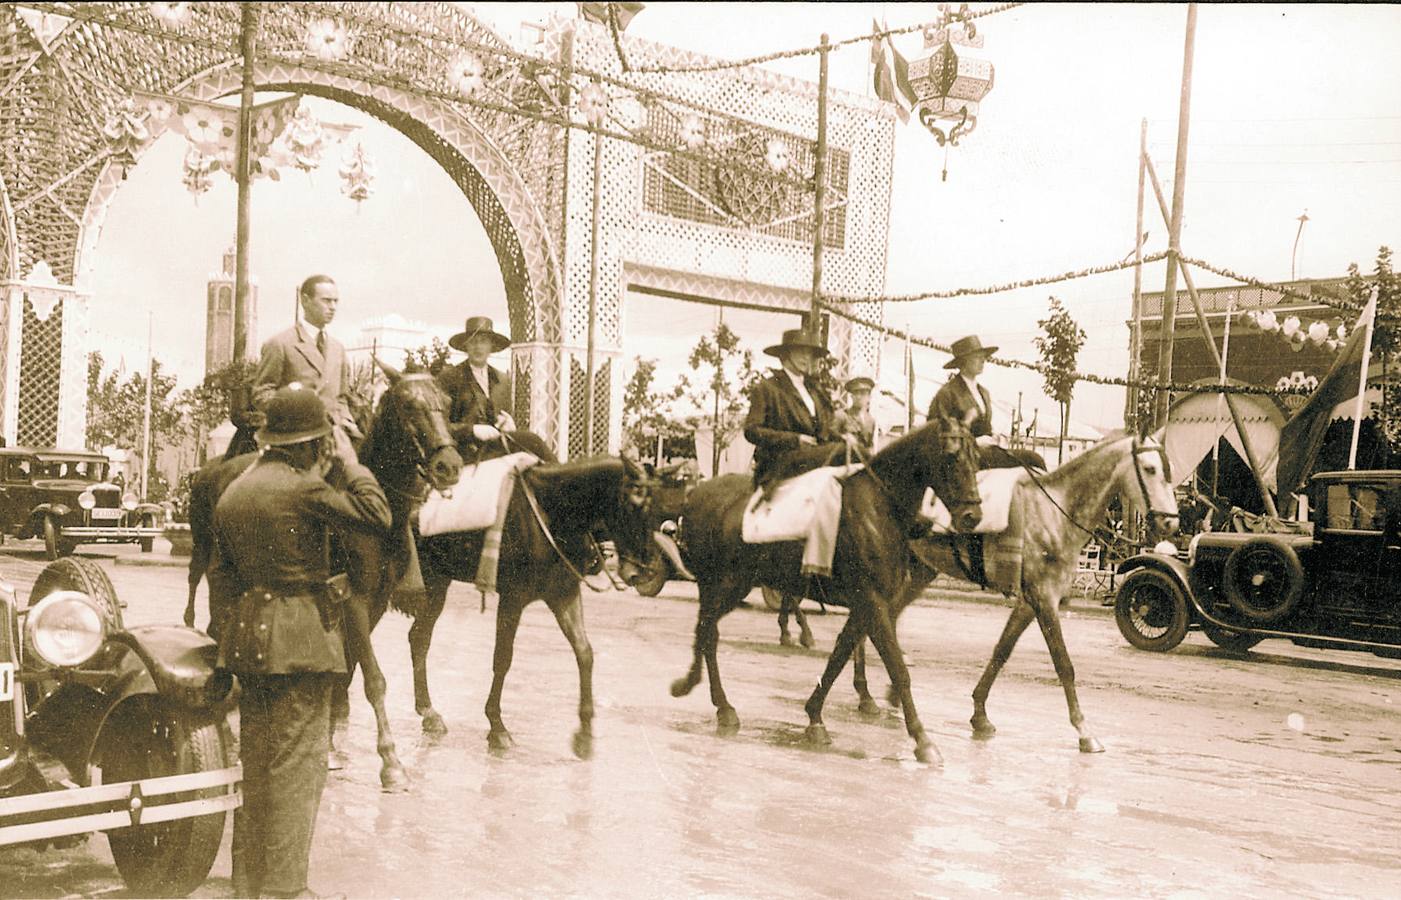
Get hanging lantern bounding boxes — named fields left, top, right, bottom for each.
left=305, top=18, right=352, bottom=61
left=102, top=97, right=150, bottom=179
left=906, top=5, right=994, bottom=151
left=1325, top=338, right=1340, bottom=352
left=680, top=114, right=706, bottom=150
left=339, top=142, right=376, bottom=206
left=284, top=105, right=328, bottom=172
left=181, top=145, right=217, bottom=199
left=1289, top=330, right=1307, bottom=352
left=447, top=51, right=485, bottom=98
left=765, top=136, right=790, bottom=173
left=1257, top=310, right=1279, bottom=332
left=577, top=82, right=608, bottom=127
left=1307, top=320, right=1330, bottom=344
left=1281, top=315, right=1301, bottom=337
left=149, top=1, right=192, bottom=27
left=1336, top=322, right=1347, bottom=341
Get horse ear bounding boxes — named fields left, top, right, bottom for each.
left=1149, top=426, right=1166, bottom=445
left=376, top=357, right=402, bottom=383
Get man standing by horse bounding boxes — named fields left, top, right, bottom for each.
left=927, top=334, right=1045, bottom=471
left=250, top=274, right=362, bottom=447
left=743, top=328, right=859, bottom=492
left=438, top=314, right=556, bottom=462
left=209, top=385, right=390, bottom=900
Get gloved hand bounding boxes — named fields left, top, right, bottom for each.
left=975, top=435, right=998, bottom=448
left=472, top=424, right=502, bottom=442
left=495, top=411, right=516, bottom=432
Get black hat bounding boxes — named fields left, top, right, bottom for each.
left=256, top=384, right=332, bottom=446
left=944, top=334, right=998, bottom=369
left=845, top=376, right=875, bottom=393
left=763, top=329, right=829, bottom=359
left=449, top=316, right=511, bottom=353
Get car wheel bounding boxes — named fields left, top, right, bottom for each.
left=1222, top=536, right=1305, bottom=625
left=98, top=695, right=233, bottom=899
left=632, top=550, right=670, bottom=597
left=42, top=516, right=60, bottom=561
left=1200, top=619, right=1264, bottom=652
left=1114, top=568, right=1189, bottom=652
left=32, top=556, right=123, bottom=630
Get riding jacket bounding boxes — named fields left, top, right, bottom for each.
left=744, top=369, right=838, bottom=487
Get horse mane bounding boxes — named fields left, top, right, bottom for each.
left=1037, top=430, right=1135, bottom=489
left=525, top=456, right=624, bottom=506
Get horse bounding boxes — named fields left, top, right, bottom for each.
left=669, top=415, right=983, bottom=764
left=186, top=369, right=464, bottom=790
left=409, top=438, right=656, bottom=759
left=900, top=430, right=1179, bottom=752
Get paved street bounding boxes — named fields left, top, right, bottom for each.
left=3, top=541, right=1400, bottom=898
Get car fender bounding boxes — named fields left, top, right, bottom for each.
left=1117, top=552, right=1194, bottom=600
left=108, top=626, right=235, bottom=712
left=29, top=503, right=69, bottom=523
left=653, top=530, right=695, bottom=581
left=25, top=647, right=157, bottom=783
left=133, top=502, right=164, bottom=519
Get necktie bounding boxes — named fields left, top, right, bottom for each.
left=316, top=329, right=326, bottom=357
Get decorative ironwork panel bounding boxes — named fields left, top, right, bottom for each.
left=17, top=294, right=61, bottom=446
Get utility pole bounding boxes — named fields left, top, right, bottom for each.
left=141, top=313, right=153, bottom=499
left=809, top=34, right=830, bottom=333
left=1291, top=210, right=1310, bottom=281
left=1153, top=3, right=1197, bottom=428
left=1130, top=118, right=1147, bottom=417
left=233, top=2, right=258, bottom=363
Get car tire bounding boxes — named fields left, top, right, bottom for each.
left=31, top=555, right=123, bottom=630
left=42, top=516, right=60, bottom=561
left=1114, top=568, right=1189, bottom=652
left=1200, top=619, right=1264, bottom=652
left=98, top=695, right=233, bottom=898
left=1222, top=536, right=1305, bottom=625
left=632, top=547, right=670, bottom=597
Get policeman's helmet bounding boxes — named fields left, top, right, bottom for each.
left=255, top=384, right=332, bottom=447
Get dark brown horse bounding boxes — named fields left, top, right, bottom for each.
left=670, top=416, right=983, bottom=764
left=410, top=443, right=655, bottom=759
left=186, top=370, right=464, bottom=790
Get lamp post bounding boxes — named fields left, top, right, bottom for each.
left=1291, top=210, right=1309, bottom=281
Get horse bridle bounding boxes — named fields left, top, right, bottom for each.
left=1015, top=435, right=1175, bottom=539
left=396, top=374, right=457, bottom=488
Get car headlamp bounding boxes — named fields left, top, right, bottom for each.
left=122, top=492, right=138, bottom=511
left=1153, top=540, right=1179, bottom=558
left=78, top=490, right=96, bottom=510
left=24, top=590, right=106, bottom=668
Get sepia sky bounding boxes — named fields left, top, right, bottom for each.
left=88, top=2, right=1401, bottom=435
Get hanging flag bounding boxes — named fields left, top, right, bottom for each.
left=871, top=20, right=916, bottom=123
left=1276, top=291, right=1378, bottom=495
left=578, top=2, right=646, bottom=30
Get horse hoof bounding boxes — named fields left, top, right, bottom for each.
left=970, top=714, right=996, bottom=739
left=914, top=741, right=943, bottom=767
left=421, top=710, right=449, bottom=736
left=380, top=764, right=411, bottom=793
left=715, top=707, right=740, bottom=734
left=1079, top=736, right=1106, bottom=754
left=857, top=697, right=881, bottom=718
left=487, top=729, right=514, bottom=753
left=670, top=677, right=696, bottom=698
left=327, top=749, right=350, bottom=772
left=804, top=723, right=832, bottom=746
left=799, top=633, right=815, bottom=650
left=779, top=633, right=796, bottom=648
left=572, top=731, right=594, bottom=760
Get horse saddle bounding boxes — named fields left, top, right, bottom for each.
left=921, top=467, right=1027, bottom=535
left=741, top=464, right=860, bottom=545
left=418, top=451, right=539, bottom=537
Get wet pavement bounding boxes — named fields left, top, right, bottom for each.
left=3, top=541, right=1400, bottom=898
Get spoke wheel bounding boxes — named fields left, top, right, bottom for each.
left=1201, top=619, right=1264, bottom=652
left=1114, top=568, right=1189, bottom=652
left=1223, top=537, right=1305, bottom=624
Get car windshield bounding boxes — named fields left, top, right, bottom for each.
left=34, top=459, right=107, bottom=481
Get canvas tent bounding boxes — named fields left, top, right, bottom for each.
left=1163, top=387, right=1285, bottom=491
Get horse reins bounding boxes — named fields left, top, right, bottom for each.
left=1012, top=435, right=1174, bottom=540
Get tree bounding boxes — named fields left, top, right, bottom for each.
left=679, top=322, right=761, bottom=476
left=1341, top=246, right=1401, bottom=455
left=85, top=352, right=189, bottom=493
left=1033, top=296, right=1087, bottom=464
left=620, top=357, right=684, bottom=462
left=175, top=359, right=258, bottom=467
left=404, top=337, right=452, bottom=375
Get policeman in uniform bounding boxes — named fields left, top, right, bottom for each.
left=209, top=385, right=391, bottom=899
left=835, top=375, right=877, bottom=455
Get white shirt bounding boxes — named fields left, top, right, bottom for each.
left=784, top=368, right=816, bottom=418
left=469, top=364, right=491, bottom=391
left=960, top=374, right=985, bottom=418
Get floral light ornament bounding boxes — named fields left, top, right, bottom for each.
left=149, top=1, right=192, bottom=27
left=447, top=51, right=485, bottom=98
left=680, top=114, right=706, bottom=150
left=305, top=18, right=352, bottom=62
left=339, top=143, right=376, bottom=207
left=1307, top=320, right=1330, bottom=345
left=181, top=145, right=218, bottom=200
left=102, top=98, right=150, bottom=178
left=141, top=96, right=176, bottom=128
left=284, top=105, right=328, bottom=173
left=577, top=82, right=608, bottom=126
left=765, top=136, right=790, bottom=173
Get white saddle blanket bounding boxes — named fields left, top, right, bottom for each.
left=741, top=465, right=858, bottom=544
left=921, top=467, right=1027, bottom=534
left=418, top=452, right=539, bottom=537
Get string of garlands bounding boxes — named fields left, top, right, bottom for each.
left=1180, top=256, right=1398, bottom=323
left=40, top=2, right=826, bottom=193
left=821, top=252, right=1170, bottom=304
left=624, top=3, right=1027, bottom=75
left=817, top=300, right=1312, bottom=397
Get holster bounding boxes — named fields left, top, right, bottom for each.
left=317, top=573, right=351, bottom=630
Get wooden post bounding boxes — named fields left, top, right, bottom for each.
left=809, top=34, right=830, bottom=331
left=1144, top=155, right=1280, bottom=518
left=233, top=2, right=258, bottom=363
left=1153, top=3, right=1197, bottom=428
left=584, top=133, right=603, bottom=456
left=1130, top=118, right=1147, bottom=414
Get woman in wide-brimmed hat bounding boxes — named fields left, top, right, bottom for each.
left=742, top=328, right=858, bottom=488
left=437, top=316, right=557, bottom=462
left=927, top=334, right=1045, bottom=470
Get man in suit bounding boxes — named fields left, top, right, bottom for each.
left=253, top=274, right=361, bottom=441
left=927, top=334, right=1045, bottom=470
left=743, top=328, right=857, bottom=490
left=438, top=316, right=556, bottom=462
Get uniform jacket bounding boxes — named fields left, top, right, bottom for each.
left=743, top=368, right=837, bottom=486
left=208, top=454, right=391, bottom=675
left=437, top=361, right=512, bottom=445
left=927, top=376, right=994, bottom=438
left=836, top=408, right=877, bottom=454
left=253, top=321, right=356, bottom=433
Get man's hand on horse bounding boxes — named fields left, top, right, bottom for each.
left=473, top=423, right=502, bottom=442
left=495, top=411, right=516, bottom=432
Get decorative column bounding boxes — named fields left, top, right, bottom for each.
left=2, top=260, right=90, bottom=447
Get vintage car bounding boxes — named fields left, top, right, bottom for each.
left=632, top=463, right=698, bottom=597
left=1113, top=469, right=1401, bottom=658
left=1, top=556, right=240, bottom=896
left=0, top=447, right=165, bottom=559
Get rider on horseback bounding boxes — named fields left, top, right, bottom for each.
left=927, top=334, right=1046, bottom=472
left=438, top=315, right=557, bottom=463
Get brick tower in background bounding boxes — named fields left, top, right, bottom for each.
left=206, top=246, right=257, bottom=374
